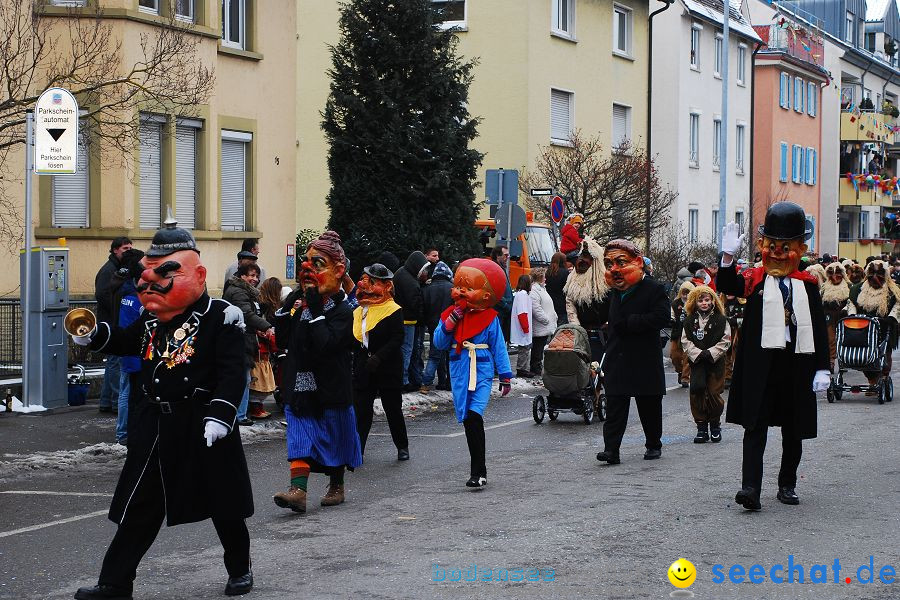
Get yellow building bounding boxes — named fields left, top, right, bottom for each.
left=2, top=0, right=297, bottom=297
left=296, top=0, right=650, bottom=229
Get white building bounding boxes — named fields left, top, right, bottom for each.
left=652, top=0, right=762, bottom=245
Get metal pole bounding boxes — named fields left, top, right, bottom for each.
left=647, top=0, right=674, bottom=254
left=718, top=0, right=730, bottom=251
left=23, top=110, right=34, bottom=408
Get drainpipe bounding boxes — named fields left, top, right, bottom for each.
left=749, top=41, right=763, bottom=251
left=645, top=0, right=675, bottom=253
left=859, top=57, right=874, bottom=107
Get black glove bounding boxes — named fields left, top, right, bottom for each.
left=305, top=287, right=324, bottom=317
left=365, top=354, right=381, bottom=373
left=698, top=349, right=713, bottom=363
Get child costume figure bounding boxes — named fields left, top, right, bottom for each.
left=716, top=202, right=830, bottom=511
left=821, top=262, right=850, bottom=372
left=273, top=231, right=362, bottom=514
left=681, top=286, right=732, bottom=443
left=432, top=258, right=513, bottom=488
left=670, top=281, right=695, bottom=387
left=351, top=263, right=409, bottom=459
left=846, top=259, right=900, bottom=386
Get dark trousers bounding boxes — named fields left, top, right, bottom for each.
left=354, top=387, right=408, bottom=452
left=741, top=422, right=802, bottom=491
left=602, top=394, right=663, bottom=452
left=463, top=411, right=486, bottom=478
left=98, top=447, right=250, bottom=588
left=530, top=335, right=548, bottom=374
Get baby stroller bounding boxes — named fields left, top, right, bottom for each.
left=829, top=315, right=894, bottom=404
left=532, top=324, right=606, bottom=424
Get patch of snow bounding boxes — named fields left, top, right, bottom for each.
left=0, top=442, right=125, bottom=484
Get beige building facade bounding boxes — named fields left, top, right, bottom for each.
left=2, top=0, right=297, bottom=297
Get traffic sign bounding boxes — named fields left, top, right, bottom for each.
left=485, top=169, right=519, bottom=205
left=506, top=239, right=524, bottom=259
left=495, top=202, right=528, bottom=239
left=34, top=87, right=79, bottom=175
left=550, top=195, right=565, bottom=224
left=531, top=188, right=553, bottom=196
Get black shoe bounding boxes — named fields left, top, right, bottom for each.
left=224, top=572, right=253, bottom=596
left=693, top=424, right=709, bottom=444
left=397, top=448, right=410, bottom=461
left=643, top=448, right=662, bottom=460
left=465, top=475, right=487, bottom=488
left=595, top=450, right=621, bottom=464
left=436, top=383, right=452, bottom=391
left=710, top=426, right=722, bottom=443
left=516, top=370, right=533, bottom=378
left=74, top=584, right=133, bottom=600
left=402, top=383, right=419, bottom=393
left=98, top=406, right=114, bottom=414
left=776, top=486, right=800, bottom=505
left=735, top=487, right=762, bottom=511
left=237, top=417, right=254, bottom=427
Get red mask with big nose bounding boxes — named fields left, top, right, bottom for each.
left=136, top=250, right=206, bottom=322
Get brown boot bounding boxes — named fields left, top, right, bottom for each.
left=273, top=486, right=307, bottom=513
left=320, top=483, right=345, bottom=506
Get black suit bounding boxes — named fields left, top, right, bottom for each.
left=601, top=277, right=671, bottom=453
left=716, top=264, right=829, bottom=492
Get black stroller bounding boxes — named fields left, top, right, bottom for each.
left=828, top=315, right=894, bottom=404
left=532, top=324, right=606, bottom=424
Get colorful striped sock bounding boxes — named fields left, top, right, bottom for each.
left=290, top=459, right=310, bottom=491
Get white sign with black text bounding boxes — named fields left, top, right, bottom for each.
left=34, top=87, right=79, bottom=175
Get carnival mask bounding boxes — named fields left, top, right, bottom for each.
left=574, top=253, right=593, bottom=275
left=847, top=264, right=865, bottom=285
left=757, top=236, right=807, bottom=277
left=137, top=250, right=206, bottom=323
left=451, top=266, right=495, bottom=311
left=356, top=274, right=393, bottom=306
left=299, top=247, right=345, bottom=296
left=603, top=248, right=644, bottom=291
left=865, top=262, right=887, bottom=289
left=825, top=265, right=844, bottom=285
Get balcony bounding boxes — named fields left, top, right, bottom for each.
left=754, top=23, right=824, bottom=67
left=838, top=176, right=898, bottom=207
left=838, top=240, right=896, bottom=261
left=840, top=110, right=897, bottom=144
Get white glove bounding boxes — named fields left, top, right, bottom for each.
left=812, top=370, right=831, bottom=393
left=203, top=421, right=229, bottom=447
left=223, top=304, right=246, bottom=331
left=72, top=333, right=93, bottom=346
left=721, top=222, right=746, bottom=257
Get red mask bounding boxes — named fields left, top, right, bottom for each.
left=603, top=248, right=644, bottom=291
left=451, top=266, right=496, bottom=311
left=356, top=275, right=393, bottom=306
left=865, top=262, right=887, bottom=289
left=825, top=265, right=844, bottom=285
left=137, top=250, right=207, bottom=323
left=299, top=248, right=345, bottom=296
left=757, top=237, right=807, bottom=277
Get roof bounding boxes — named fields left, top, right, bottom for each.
left=866, top=0, right=892, bottom=22
left=681, top=0, right=763, bottom=42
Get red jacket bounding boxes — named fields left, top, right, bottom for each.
left=559, top=223, right=583, bottom=254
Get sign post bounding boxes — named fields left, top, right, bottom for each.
left=22, top=111, right=34, bottom=408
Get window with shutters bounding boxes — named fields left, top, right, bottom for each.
left=794, top=77, right=804, bottom=113
left=712, top=118, right=721, bottom=170
left=175, top=120, right=201, bottom=229
left=550, top=88, right=573, bottom=145
left=735, top=124, right=745, bottom=174
left=52, top=119, right=89, bottom=228
left=807, top=82, right=817, bottom=117
left=806, top=147, right=817, bottom=185
left=432, top=0, right=465, bottom=28
left=688, top=209, right=699, bottom=243
left=139, top=116, right=164, bottom=230
left=612, top=103, right=631, bottom=149
left=792, top=144, right=802, bottom=183
left=779, top=72, right=790, bottom=109
left=222, top=0, right=246, bottom=49
left=552, top=0, right=574, bottom=38
left=689, top=112, right=700, bottom=168
left=779, top=142, right=788, bottom=182
left=613, top=5, right=632, bottom=56
left=221, top=130, right=251, bottom=231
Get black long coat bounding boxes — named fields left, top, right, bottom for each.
left=91, top=293, right=253, bottom=526
left=352, top=307, right=405, bottom=391
left=603, top=277, right=671, bottom=396
left=717, top=265, right=829, bottom=439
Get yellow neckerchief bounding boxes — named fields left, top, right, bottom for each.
left=353, top=300, right=402, bottom=345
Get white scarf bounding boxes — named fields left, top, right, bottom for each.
left=761, top=275, right=814, bottom=353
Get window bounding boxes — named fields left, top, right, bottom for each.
left=552, top=0, right=574, bottom=37
left=49, top=0, right=86, bottom=5
left=689, top=209, right=699, bottom=243
left=735, top=210, right=744, bottom=233
left=714, top=35, right=723, bottom=77
left=737, top=45, right=746, bottom=85
left=175, top=0, right=193, bottom=21
left=806, top=147, right=817, bottom=185
left=794, top=77, right=804, bottom=113
left=550, top=88, right=573, bottom=144
left=139, top=0, right=159, bottom=13
left=780, top=72, right=790, bottom=109
left=866, top=32, right=876, bottom=52
left=690, top=25, right=701, bottom=69
left=689, top=113, right=700, bottom=167
left=712, top=210, right=719, bottom=244
left=139, top=116, right=164, bottom=230
left=841, top=85, right=854, bottom=106
left=222, top=0, right=246, bottom=49
left=735, top=124, right=745, bottom=174
left=712, top=118, right=721, bottom=169
left=52, top=120, right=89, bottom=228
left=221, top=130, right=251, bottom=231
left=860, top=211, right=869, bottom=238
left=175, top=120, right=201, bottom=229
left=613, top=5, right=632, bottom=56
left=780, top=142, right=788, bottom=182
left=612, top=103, right=631, bottom=148
left=845, top=11, right=855, bottom=44
left=432, top=0, right=466, bottom=27
left=807, top=82, right=817, bottom=117
left=792, top=144, right=805, bottom=183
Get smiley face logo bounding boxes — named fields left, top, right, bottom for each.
left=668, top=558, right=696, bottom=588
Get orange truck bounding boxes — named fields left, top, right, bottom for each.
left=474, top=212, right=558, bottom=284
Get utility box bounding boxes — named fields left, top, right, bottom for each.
left=20, top=247, right=69, bottom=408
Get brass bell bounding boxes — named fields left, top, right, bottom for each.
left=64, top=308, right=97, bottom=337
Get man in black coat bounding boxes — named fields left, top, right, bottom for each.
left=595, top=240, right=671, bottom=464
left=389, top=251, right=427, bottom=391
left=716, top=202, right=830, bottom=511
left=71, top=221, right=254, bottom=599
left=94, top=236, right=133, bottom=413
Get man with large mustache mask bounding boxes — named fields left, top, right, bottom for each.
left=846, top=259, right=900, bottom=387
left=70, top=219, right=255, bottom=599
left=717, top=202, right=829, bottom=512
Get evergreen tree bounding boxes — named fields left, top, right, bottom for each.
left=322, top=0, right=483, bottom=272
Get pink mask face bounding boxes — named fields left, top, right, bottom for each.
left=137, top=250, right=206, bottom=322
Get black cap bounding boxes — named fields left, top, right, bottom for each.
left=237, top=250, right=258, bottom=261
left=758, top=201, right=812, bottom=241
left=363, top=263, right=393, bottom=280
left=146, top=216, right=198, bottom=257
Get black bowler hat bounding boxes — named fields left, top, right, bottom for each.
left=147, top=216, right=199, bottom=257
left=363, top=263, right=393, bottom=280
left=758, top=201, right=812, bottom=241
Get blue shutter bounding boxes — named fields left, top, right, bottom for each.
left=812, top=149, right=817, bottom=184
left=780, top=142, right=788, bottom=181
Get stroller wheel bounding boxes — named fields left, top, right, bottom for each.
left=548, top=408, right=559, bottom=421
left=594, top=394, right=607, bottom=421
left=582, top=398, right=594, bottom=424
left=827, top=386, right=835, bottom=403
left=886, top=377, right=894, bottom=402
left=532, top=396, right=546, bottom=424
left=878, top=380, right=886, bottom=404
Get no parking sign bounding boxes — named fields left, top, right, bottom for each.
left=550, top=196, right=565, bottom=225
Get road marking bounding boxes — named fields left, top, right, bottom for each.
left=0, top=510, right=107, bottom=539
left=666, top=385, right=682, bottom=392
left=0, top=490, right=113, bottom=497
left=372, top=416, right=535, bottom=438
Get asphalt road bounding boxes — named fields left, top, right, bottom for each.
left=0, top=359, right=899, bottom=600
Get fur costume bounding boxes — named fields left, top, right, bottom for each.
left=849, top=264, right=900, bottom=320
left=670, top=281, right=696, bottom=384
left=821, top=262, right=849, bottom=371
left=563, top=237, right=607, bottom=306
left=805, top=263, right=826, bottom=288
left=822, top=263, right=850, bottom=305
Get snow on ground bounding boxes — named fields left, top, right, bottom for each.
left=0, top=442, right=126, bottom=484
